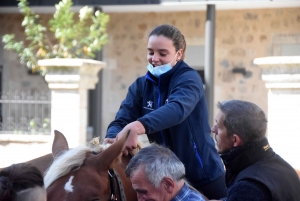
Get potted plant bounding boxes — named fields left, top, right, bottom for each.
left=2, top=0, right=110, bottom=146
left=2, top=0, right=109, bottom=76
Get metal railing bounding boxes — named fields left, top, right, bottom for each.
left=0, top=90, right=51, bottom=135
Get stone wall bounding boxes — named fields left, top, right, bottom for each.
left=214, top=8, right=300, bottom=119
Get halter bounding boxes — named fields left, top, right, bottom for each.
left=108, top=169, right=127, bottom=201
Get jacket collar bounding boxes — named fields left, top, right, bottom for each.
left=221, top=137, right=273, bottom=174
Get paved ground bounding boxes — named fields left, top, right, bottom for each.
left=0, top=141, right=52, bottom=168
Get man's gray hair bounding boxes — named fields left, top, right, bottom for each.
left=218, top=100, right=267, bottom=144
left=125, top=144, right=185, bottom=188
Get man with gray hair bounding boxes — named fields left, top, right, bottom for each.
left=211, top=100, right=300, bottom=201
left=125, top=144, right=207, bottom=201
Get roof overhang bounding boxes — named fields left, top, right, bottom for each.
left=0, top=1, right=299, bottom=13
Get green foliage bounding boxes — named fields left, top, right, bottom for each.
left=13, top=118, right=51, bottom=134
left=2, top=0, right=109, bottom=75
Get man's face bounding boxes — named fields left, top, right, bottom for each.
left=211, top=110, right=235, bottom=154
left=130, top=166, right=171, bottom=201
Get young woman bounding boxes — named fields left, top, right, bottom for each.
left=105, top=24, right=227, bottom=199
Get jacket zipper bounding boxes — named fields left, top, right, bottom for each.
left=157, top=78, right=166, bottom=146
left=193, top=142, right=204, bottom=168
left=146, top=75, right=166, bottom=146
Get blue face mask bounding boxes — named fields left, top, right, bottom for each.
left=146, top=53, right=178, bottom=78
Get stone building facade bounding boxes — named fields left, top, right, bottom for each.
left=101, top=7, right=300, bottom=136
left=0, top=6, right=300, bottom=167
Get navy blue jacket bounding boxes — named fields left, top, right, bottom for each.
left=221, top=138, right=300, bottom=201
left=106, top=61, right=224, bottom=185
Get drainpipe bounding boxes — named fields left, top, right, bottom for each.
left=89, top=6, right=103, bottom=140
left=204, top=4, right=216, bottom=127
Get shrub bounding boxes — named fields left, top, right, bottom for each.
left=2, top=0, right=110, bottom=75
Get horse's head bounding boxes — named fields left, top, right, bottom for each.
left=45, top=130, right=137, bottom=201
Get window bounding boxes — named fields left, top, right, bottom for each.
left=273, top=34, right=300, bottom=56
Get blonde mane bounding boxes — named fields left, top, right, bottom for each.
left=44, top=146, right=90, bottom=188
left=44, top=137, right=144, bottom=188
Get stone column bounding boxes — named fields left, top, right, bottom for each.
left=38, top=59, right=105, bottom=148
left=254, top=56, right=300, bottom=170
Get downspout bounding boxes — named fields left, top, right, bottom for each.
left=204, top=4, right=216, bottom=127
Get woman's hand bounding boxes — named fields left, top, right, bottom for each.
left=116, top=121, right=145, bottom=156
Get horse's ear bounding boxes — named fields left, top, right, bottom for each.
left=95, top=130, right=130, bottom=170
left=52, top=130, right=69, bottom=158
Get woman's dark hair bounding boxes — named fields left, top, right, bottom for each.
left=0, top=163, right=44, bottom=201
left=149, top=24, right=186, bottom=60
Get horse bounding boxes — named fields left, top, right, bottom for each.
left=44, top=130, right=137, bottom=201
left=0, top=163, right=46, bottom=201
left=0, top=130, right=138, bottom=201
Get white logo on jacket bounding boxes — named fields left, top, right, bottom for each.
left=147, top=101, right=153, bottom=108
left=144, top=100, right=154, bottom=111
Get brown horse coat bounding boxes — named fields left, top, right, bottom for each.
left=45, top=130, right=137, bottom=201
left=1, top=131, right=137, bottom=201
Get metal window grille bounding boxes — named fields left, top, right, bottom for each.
left=0, top=90, right=51, bottom=135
